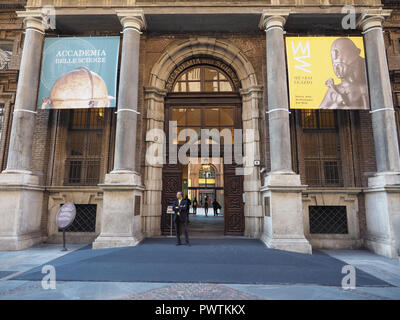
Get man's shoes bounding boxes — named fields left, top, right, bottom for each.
left=176, top=242, right=182, bottom=246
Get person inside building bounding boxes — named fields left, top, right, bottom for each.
left=184, top=195, right=191, bottom=224
left=204, top=195, right=209, bottom=217
left=172, top=191, right=190, bottom=246
left=212, top=199, right=221, bottom=216
left=192, top=197, right=198, bottom=215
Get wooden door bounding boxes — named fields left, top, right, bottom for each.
left=223, top=163, right=244, bottom=235
left=161, top=162, right=183, bottom=234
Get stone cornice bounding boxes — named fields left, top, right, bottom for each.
left=143, top=86, right=168, bottom=98
left=239, top=85, right=263, bottom=99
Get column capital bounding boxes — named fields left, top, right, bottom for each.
left=259, top=9, right=291, bottom=30
left=115, top=9, right=146, bottom=32
left=357, top=9, right=392, bottom=32
left=16, top=10, right=47, bottom=33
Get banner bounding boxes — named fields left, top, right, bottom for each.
left=38, top=36, right=120, bottom=110
left=285, top=37, right=369, bottom=110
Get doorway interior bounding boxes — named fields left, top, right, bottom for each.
left=185, top=158, right=224, bottom=236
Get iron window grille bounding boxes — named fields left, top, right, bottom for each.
left=65, top=109, right=105, bottom=186
left=301, top=110, right=343, bottom=187
left=58, top=204, right=97, bottom=233
left=309, top=205, right=348, bottom=234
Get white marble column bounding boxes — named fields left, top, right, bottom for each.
left=0, top=11, right=46, bottom=250
left=359, top=13, right=400, bottom=258
left=93, top=10, right=146, bottom=249
left=259, top=11, right=311, bottom=254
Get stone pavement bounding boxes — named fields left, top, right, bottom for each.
left=0, top=240, right=399, bottom=300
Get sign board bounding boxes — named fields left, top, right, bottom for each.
left=166, top=206, right=174, bottom=215
left=56, top=202, right=76, bottom=229
left=38, top=36, right=120, bottom=110
left=285, top=36, right=369, bottom=110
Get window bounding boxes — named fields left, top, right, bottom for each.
left=171, top=106, right=235, bottom=145
left=65, top=109, right=105, bottom=185
left=173, top=66, right=234, bottom=92
left=301, top=110, right=342, bottom=187
left=198, top=164, right=216, bottom=186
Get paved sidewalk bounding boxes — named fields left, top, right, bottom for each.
left=0, top=239, right=399, bottom=300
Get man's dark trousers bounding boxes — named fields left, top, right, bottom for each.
left=172, top=198, right=189, bottom=244
left=175, top=218, right=189, bottom=244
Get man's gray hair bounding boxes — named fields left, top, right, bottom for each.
left=177, top=191, right=183, bottom=196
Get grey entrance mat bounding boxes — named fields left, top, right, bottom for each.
left=12, top=238, right=392, bottom=287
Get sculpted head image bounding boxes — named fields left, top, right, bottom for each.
left=319, top=38, right=369, bottom=110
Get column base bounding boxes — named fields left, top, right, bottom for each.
left=364, top=237, right=398, bottom=259
left=364, top=172, right=400, bottom=259
left=0, top=172, right=44, bottom=251
left=244, top=216, right=263, bottom=238
left=261, top=235, right=312, bottom=254
left=142, top=214, right=162, bottom=237
left=0, top=234, right=43, bottom=251
left=92, top=171, right=145, bottom=250
left=92, top=235, right=143, bottom=249
left=260, top=172, right=312, bottom=254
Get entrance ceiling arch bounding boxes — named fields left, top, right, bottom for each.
left=148, top=37, right=259, bottom=91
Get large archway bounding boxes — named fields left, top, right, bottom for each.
left=142, top=37, right=263, bottom=238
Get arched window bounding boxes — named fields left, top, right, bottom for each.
left=173, top=66, right=234, bottom=93
left=198, top=164, right=216, bottom=186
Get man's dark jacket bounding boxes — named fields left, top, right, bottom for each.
left=172, top=198, right=188, bottom=223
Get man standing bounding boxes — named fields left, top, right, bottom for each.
left=172, top=191, right=190, bottom=246
left=204, top=195, right=209, bottom=217
left=212, top=199, right=221, bottom=216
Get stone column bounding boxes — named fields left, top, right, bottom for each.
left=265, top=16, right=292, bottom=174
left=113, top=13, right=144, bottom=173
left=259, top=11, right=311, bottom=254
left=0, top=11, right=46, bottom=250
left=359, top=13, right=400, bottom=258
left=93, top=10, right=146, bottom=249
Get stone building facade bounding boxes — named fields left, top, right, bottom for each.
left=0, top=0, right=399, bottom=258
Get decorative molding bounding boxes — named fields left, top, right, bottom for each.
left=165, top=56, right=241, bottom=92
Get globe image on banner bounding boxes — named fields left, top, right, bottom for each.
left=41, top=66, right=115, bottom=109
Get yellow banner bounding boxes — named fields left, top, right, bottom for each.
left=285, top=37, right=369, bottom=110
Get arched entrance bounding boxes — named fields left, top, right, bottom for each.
left=142, top=37, right=263, bottom=238
left=162, top=60, right=243, bottom=235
